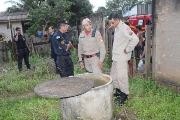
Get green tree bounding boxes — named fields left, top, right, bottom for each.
left=105, top=0, right=151, bottom=16
left=95, top=7, right=109, bottom=17
left=68, top=0, right=93, bottom=26
left=106, top=0, right=139, bottom=16
left=6, top=0, right=46, bottom=13
left=27, top=0, right=72, bottom=34
left=6, top=0, right=93, bottom=34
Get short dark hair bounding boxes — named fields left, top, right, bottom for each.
left=15, top=27, right=21, bottom=31
left=49, top=26, right=54, bottom=29
left=58, top=20, right=68, bottom=29
left=108, top=13, right=121, bottom=20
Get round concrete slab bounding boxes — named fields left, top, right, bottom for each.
left=34, top=77, right=94, bottom=99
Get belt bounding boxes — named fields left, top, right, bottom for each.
left=83, top=53, right=97, bottom=58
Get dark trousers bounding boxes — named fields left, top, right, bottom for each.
left=56, top=55, right=74, bottom=77
left=51, top=52, right=57, bottom=70
left=17, top=51, right=30, bottom=71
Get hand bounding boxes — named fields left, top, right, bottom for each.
left=66, top=42, right=73, bottom=51
left=124, top=49, right=128, bottom=54
left=98, top=61, right=103, bottom=69
left=79, top=61, right=84, bottom=69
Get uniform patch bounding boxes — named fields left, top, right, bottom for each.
left=56, top=36, right=60, bottom=39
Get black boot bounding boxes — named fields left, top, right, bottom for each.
left=114, top=88, right=128, bottom=105
left=114, top=88, right=121, bottom=105
left=119, top=92, right=128, bottom=105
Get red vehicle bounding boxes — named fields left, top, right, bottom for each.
left=127, top=14, right=152, bottom=34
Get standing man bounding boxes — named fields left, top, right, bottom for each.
left=78, top=18, right=106, bottom=73
left=14, top=27, right=31, bottom=71
left=52, top=21, right=74, bottom=77
left=108, top=13, right=139, bottom=105
left=48, top=26, right=57, bottom=71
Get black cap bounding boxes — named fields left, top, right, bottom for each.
left=60, top=20, right=69, bottom=25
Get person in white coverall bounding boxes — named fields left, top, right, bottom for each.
left=108, top=13, right=139, bottom=105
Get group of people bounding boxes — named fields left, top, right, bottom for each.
left=14, top=13, right=139, bottom=105
left=48, top=19, right=107, bottom=76
left=48, top=21, right=74, bottom=77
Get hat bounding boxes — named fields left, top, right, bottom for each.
left=82, top=18, right=91, bottom=26
left=60, top=20, right=69, bottom=24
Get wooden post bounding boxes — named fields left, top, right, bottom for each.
left=145, top=25, right=152, bottom=78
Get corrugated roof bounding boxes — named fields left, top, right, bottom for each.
left=0, top=12, right=28, bottom=22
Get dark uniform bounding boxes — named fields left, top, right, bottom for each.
left=49, top=32, right=57, bottom=65
left=14, top=34, right=30, bottom=71
left=52, top=31, right=74, bottom=77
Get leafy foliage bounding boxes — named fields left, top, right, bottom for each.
left=68, top=0, right=93, bottom=25
left=105, top=0, right=152, bottom=16
left=6, top=0, right=93, bottom=35
left=27, top=0, right=72, bottom=34
left=95, top=7, right=110, bottom=17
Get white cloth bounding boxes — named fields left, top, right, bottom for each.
left=112, top=21, right=139, bottom=61
left=110, top=21, right=139, bottom=94
left=110, top=61, right=129, bottom=94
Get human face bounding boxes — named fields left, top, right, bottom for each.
left=109, top=18, right=120, bottom=29
left=83, top=22, right=92, bottom=32
left=64, top=24, right=69, bottom=32
left=59, top=24, right=69, bottom=33
left=16, top=29, right=21, bottom=35
left=48, top=27, right=54, bottom=34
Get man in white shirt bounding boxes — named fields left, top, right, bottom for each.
left=108, top=13, right=139, bottom=105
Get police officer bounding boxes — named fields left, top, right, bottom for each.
left=78, top=18, right=106, bottom=73
left=48, top=26, right=58, bottom=71
left=14, top=27, right=31, bottom=71
left=52, top=21, right=74, bottom=77
left=108, top=13, right=139, bottom=105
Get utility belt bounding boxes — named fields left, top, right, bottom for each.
left=82, top=53, right=98, bottom=58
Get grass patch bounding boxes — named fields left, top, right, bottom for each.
left=0, top=51, right=180, bottom=120
left=125, top=77, right=180, bottom=120
left=0, top=97, right=60, bottom=120
left=0, top=55, right=58, bottom=97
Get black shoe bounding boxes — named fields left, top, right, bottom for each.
left=114, top=88, right=128, bottom=105
left=113, top=88, right=122, bottom=105
left=113, top=88, right=121, bottom=96
left=119, top=92, right=128, bottom=105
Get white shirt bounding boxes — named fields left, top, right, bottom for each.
left=112, top=21, right=139, bottom=61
